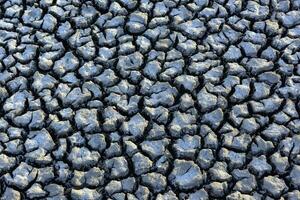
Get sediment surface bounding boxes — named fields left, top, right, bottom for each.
left=0, top=0, right=300, bottom=199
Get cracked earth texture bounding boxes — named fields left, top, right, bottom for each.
left=0, top=0, right=300, bottom=199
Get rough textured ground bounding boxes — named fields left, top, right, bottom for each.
left=0, top=0, right=300, bottom=199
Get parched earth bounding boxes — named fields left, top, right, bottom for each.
left=0, top=0, right=300, bottom=199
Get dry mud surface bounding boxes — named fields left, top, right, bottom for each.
left=0, top=0, right=300, bottom=199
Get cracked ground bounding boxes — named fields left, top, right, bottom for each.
left=0, top=0, right=300, bottom=199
